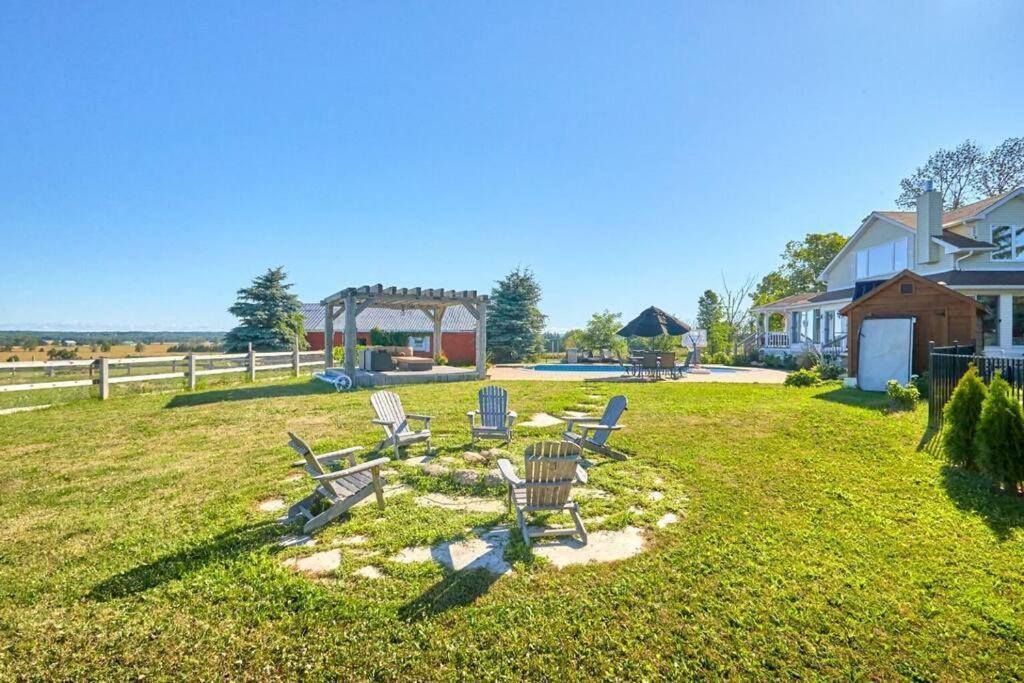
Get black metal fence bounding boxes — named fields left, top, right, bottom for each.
left=928, top=342, right=1024, bottom=427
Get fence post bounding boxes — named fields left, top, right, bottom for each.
left=293, top=333, right=300, bottom=377
left=927, top=341, right=935, bottom=427
left=188, top=353, right=196, bottom=391
left=99, top=358, right=110, bottom=400
left=248, top=343, right=256, bottom=382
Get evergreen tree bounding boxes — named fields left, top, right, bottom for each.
left=486, top=268, right=546, bottom=363
left=942, top=364, right=987, bottom=470
left=975, top=373, right=1024, bottom=493
left=224, top=267, right=307, bottom=352
left=696, top=290, right=725, bottom=354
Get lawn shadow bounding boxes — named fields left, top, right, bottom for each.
left=812, top=387, right=888, bottom=411
left=941, top=465, right=1024, bottom=542
left=917, top=425, right=942, bottom=456
left=397, top=568, right=502, bottom=622
left=87, top=521, right=280, bottom=601
left=164, top=380, right=334, bottom=408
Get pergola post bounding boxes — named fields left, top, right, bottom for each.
left=324, top=303, right=335, bottom=368
left=344, top=294, right=357, bottom=378
left=431, top=307, right=444, bottom=362
left=476, top=300, right=487, bottom=379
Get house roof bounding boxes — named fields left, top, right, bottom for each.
left=877, top=189, right=1019, bottom=229
left=921, top=270, right=1024, bottom=288
left=819, top=190, right=1023, bottom=280
left=751, top=287, right=855, bottom=313
left=300, top=303, right=477, bottom=333
left=839, top=270, right=984, bottom=315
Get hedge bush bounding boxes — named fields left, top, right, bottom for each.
left=886, top=379, right=919, bottom=412
left=975, top=372, right=1024, bottom=494
left=784, top=368, right=820, bottom=387
left=942, top=365, right=987, bottom=470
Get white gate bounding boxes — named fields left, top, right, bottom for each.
left=858, top=317, right=914, bottom=391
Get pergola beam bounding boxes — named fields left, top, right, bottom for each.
left=319, top=284, right=489, bottom=378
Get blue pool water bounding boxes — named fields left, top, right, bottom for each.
left=528, top=364, right=628, bottom=372
left=527, top=364, right=746, bottom=374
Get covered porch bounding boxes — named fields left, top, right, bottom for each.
left=320, top=285, right=488, bottom=387
left=749, top=293, right=852, bottom=358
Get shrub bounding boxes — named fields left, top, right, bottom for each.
left=47, top=347, right=79, bottom=360
left=886, top=379, right=920, bottom=412
left=975, top=373, right=1024, bottom=493
left=942, top=365, right=987, bottom=470
left=816, top=361, right=845, bottom=380
left=911, top=371, right=929, bottom=399
left=784, top=368, right=820, bottom=387
left=705, top=351, right=734, bottom=365
left=436, top=352, right=449, bottom=366
left=795, top=349, right=821, bottom=370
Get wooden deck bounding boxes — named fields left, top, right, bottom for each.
left=352, top=365, right=480, bottom=387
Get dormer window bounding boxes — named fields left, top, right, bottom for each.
left=991, top=225, right=1024, bottom=261
left=855, top=238, right=908, bottom=279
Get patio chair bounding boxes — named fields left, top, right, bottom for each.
left=286, top=432, right=391, bottom=534
left=467, top=385, right=517, bottom=444
left=562, top=394, right=628, bottom=460
left=659, top=351, right=677, bottom=379
left=370, top=390, right=432, bottom=457
left=497, top=441, right=588, bottom=547
left=640, top=352, right=659, bottom=378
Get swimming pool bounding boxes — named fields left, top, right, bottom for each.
left=526, top=364, right=747, bottom=374
left=527, top=364, right=628, bottom=372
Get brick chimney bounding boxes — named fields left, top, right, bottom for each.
left=915, top=180, right=941, bottom=265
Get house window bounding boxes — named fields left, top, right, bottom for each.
left=855, top=238, right=909, bottom=279
left=991, top=226, right=1024, bottom=261
left=823, top=311, right=834, bottom=343
left=975, top=295, right=999, bottom=347
left=790, top=312, right=800, bottom=344
left=812, top=309, right=821, bottom=342
left=407, top=335, right=430, bottom=352
left=1014, top=297, right=1024, bottom=346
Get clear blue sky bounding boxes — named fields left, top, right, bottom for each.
left=2, top=1, right=1021, bottom=332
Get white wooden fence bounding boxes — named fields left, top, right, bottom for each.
left=0, top=349, right=325, bottom=400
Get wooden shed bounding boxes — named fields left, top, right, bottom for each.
left=839, top=270, right=985, bottom=380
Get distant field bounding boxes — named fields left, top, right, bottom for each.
left=2, top=343, right=184, bottom=362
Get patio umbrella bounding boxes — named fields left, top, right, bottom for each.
left=616, top=306, right=691, bottom=338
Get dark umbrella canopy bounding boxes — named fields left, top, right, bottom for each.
left=617, top=306, right=691, bottom=338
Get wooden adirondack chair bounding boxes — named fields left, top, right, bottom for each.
left=467, top=386, right=517, bottom=444
left=370, top=390, right=432, bottom=457
left=497, top=441, right=588, bottom=547
left=286, top=432, right=391, bottom=534
left=562, top=394, right=628, bottom=460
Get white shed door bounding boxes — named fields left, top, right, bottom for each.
left=858, top=318, right=913, bottom=391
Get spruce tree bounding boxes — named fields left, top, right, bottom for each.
left=224, top=267, right=307, bottom=352
left=975, top=373, right=1024, bottom=494
left=942, top=364, right=987, bottom=470
left=486, top=268, right=546, bottom=363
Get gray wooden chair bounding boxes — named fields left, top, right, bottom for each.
left=497, top=441, right=588, bottom=547
left=562, top=394, right=628, bottom=460
left=286, top=432, right=390, bottom=534
left=467, top=386, right=517, bottom=444
left=370, top=390, right=432, bottom=457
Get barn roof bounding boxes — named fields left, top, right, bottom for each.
left=300, top=303, right=477, bottom=333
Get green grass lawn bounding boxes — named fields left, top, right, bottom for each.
left=2, top=378, right=1024, bottom=679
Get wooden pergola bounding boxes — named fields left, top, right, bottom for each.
left=320, top=285, right=489, bottom=379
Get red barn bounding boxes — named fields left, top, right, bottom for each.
left=300, top=303, right=478, bottom=364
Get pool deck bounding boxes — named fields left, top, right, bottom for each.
left=488, top=364, right=788, bottom=384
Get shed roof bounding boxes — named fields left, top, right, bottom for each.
left=838, top=270, right=984, bottom=316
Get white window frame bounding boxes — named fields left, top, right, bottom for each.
left=407, top=335, right=430, bottom=352
left=990, top=225, right=1024, bottom=262
left=854, top=238, right=909, bottom=280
